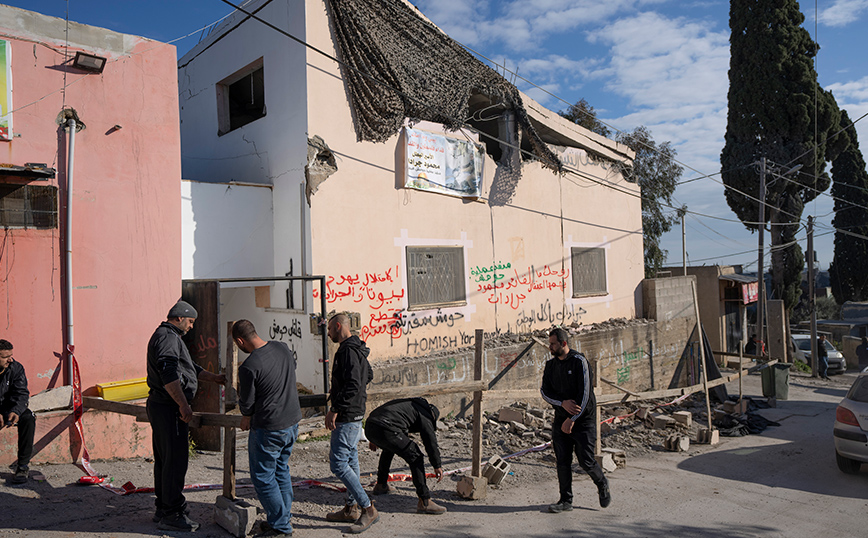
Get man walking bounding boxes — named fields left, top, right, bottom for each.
left=540, top=327, right=610, bottom=513
left=365, top=397, right=447, bottom=515
left=233, top=320, right=301, bottom=538
left=325, top=313, right=377, bottom=534
left=146, top=300, right=226, bottom=531
left=818, top=334, right=830, bottom=380
left=0, top=339, right=35, bottom=485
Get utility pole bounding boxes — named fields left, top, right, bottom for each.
left=808, top=216, right=818, bottom=377
left=682, top=212, right=687, bottom=277
left=757, top=157, right=767, bottom=351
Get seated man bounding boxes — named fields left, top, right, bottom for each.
left=364, top=397, right=447, bottom=515
left=0, top=339, right=35, bottom=484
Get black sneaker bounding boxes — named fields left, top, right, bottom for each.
left=11, top=466, right=28, bottom=484
left=153, top=507, right=190, bottom=523
left=157, top=512, right=200, bottom=532
left=548, top=501, right=573, bottom=513
left=598, top=481, right=612, bottom=508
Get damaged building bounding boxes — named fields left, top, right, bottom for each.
left=177, top=0, right=673, bottom=402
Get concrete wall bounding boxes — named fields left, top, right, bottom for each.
left=0, top=6, right=181, bottom=464
left=642, top=276, right=696, bottom=323
left=302, top=0, right=645, bottom=362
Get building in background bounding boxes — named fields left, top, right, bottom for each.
left=0, top=6, right=182, bottom=464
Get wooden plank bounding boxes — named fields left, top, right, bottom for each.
left=225, top=321, right=238, bottom=409
left=367, top=380, right=486, bottom=400
left=471, top=329, right=483, bottom=477
left=82, top=396, right=147, bottom=418
left=691, top=280, right=713, bottom=431
left=223, top=424, right=236, bottom=499
left=595, top=359, right=602, bottom=456
left=599, top=376, right=641, bottom=397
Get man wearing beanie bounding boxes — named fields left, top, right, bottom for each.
left=146, top=300, right=226, bottom=532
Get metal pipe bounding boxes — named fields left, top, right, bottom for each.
left=65, top=118, right=76, bottom=385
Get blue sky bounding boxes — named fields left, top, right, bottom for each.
left=7, top=0, right=868, bottom=272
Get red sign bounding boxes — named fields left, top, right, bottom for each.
left=742, top=281, right=758, bottom=304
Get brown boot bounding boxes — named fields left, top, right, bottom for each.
left=348, top=504, right=379, bottom=534
left=372, top=482, right=395, bottom=495
left=417, top=497, right=447, bottom=515
left=326, top=503, right=361, bottom=522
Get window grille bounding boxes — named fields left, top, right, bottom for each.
left=570, top=247, right=607, bottom=297
left=406, top=246, right=466, bottom=309
left=0, top=184, right=58, bottom=229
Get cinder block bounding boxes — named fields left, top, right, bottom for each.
left=595, top=453, right=617, bottom=472
left=214, top=495, right=256, bottom=538
left=457, top=475, right=488, bottom=500
left=672, top=411, right=692, bottom=428
left=652, top=414, right=676, bottom=430
left=600, top=448, right=626, bottom=468
left=697, top=428, right=720, bottom=445
left=29, top=386, right=73, bottom=413
left=664, top=434, right=690, bottom=452
left=497, top=407, right=524, bottom=424
left=635, top=407, right=651, bottom=420
left=482, top=456, right=511, bottom=486
left=723, top=399, right=749, bottom=414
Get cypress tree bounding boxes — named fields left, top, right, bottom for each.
left=721, top=0, right=845, bottom=310
left=829, top=111, right=868, bottom=303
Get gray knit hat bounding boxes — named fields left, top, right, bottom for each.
left=168, top=300, right=198, bottom=319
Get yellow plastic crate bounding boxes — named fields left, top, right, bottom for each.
left=96, top=377, right=148, bottom=402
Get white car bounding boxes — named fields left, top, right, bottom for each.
left=834, top=372, right=868, bottom=474
left=791, top=334, right=847, bottom=375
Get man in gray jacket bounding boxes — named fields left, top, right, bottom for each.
left=146, top=300, right=225, bottom=532
left=233, top=319, right=301, bottom=538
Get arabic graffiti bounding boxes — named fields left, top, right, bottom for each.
left=269, top=319, right=303, bottom=342
left=472, top=264, right=570, bottom=310
left=312, top=266, right=405, bottom=311
left=513, top=299, right=587, bottom=332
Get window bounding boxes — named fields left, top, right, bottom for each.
left=0, top=184, right=58, bottom=229
left=406, top=246, right=466, bottom=309
left=217, top=59, right=266, bottom=135
left=571, top=247, right=607, bottom=297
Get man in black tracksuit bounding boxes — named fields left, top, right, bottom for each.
left=146, top=300, right=225, bottom=532
left=0, top=339, right=35, bottom=484
left=365, top=397, right=447, bottom=515
left=540, top=327, right=610, bottom=513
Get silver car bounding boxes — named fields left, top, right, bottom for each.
left=791, top=334, right=847, bottom=374
left=833, top=372, right=868, bottom=474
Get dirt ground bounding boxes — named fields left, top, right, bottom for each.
left=0, top=370, right=855, bottom=537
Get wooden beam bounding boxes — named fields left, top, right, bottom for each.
left=599, top=376, right=641, bottom=397
left=367, top=380, right=486, bottom=400
left=471, top=329, right=484, bottom=477
left=223, top=321, right=238, bottom=499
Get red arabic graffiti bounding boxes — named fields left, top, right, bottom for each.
left=475, top=264, right=569, bottom=310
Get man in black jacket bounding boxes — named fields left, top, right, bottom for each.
left=0, top=339, right=35, bottom=485
left=233, top=319, right=302, bottom=538
left=540, top=328, right=610, bottom=513
left=146, top=300, right=225, bottom=532
left=365, top=397, right=447, bottom=515
left=325, top=313, right=377, bottom=534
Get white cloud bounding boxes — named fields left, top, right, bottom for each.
left=818, top=0, right=868, bottom=27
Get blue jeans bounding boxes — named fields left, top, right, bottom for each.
left=249, top=424, right=299, bottom=534
left=329, top=421, right=370, bottom=508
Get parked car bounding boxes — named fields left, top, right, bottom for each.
left=791, top=334, right=847, bottom=374
left=833, top=372, right=868, bottom=474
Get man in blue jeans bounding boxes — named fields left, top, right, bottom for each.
left=234, top=320, right=302, bottom=538
left=325, top=313, right=377, bottom=534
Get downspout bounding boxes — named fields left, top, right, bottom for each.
left=65, top=117, right=76, bottom=385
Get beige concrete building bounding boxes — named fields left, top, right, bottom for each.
left=178, top=0, right=643, bottom=390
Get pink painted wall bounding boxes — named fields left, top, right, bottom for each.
left=0, top=8, right=181, bottom=464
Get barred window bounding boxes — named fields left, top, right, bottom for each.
left=571, top=247, right=607, bottom=297
left=0, top=184, right=58, bottom=229
left=217, top=59, right=266, bottom=135
left=406, top=246, right=466, bottom=310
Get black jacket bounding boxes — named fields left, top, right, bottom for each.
left=0, top=359, right=29, bottom=416
left=540, top=349, right=596, bottom=424
left=146, top=321, right=203, bottom=405
left=367, top=397, right=441, bottom=468
left=329, top=335, right=373, bottom=423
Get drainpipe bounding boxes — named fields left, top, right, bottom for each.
left=65, top=118, right=76, bottom=385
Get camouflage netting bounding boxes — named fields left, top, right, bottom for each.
left=326, top=0, right=563, bottom=173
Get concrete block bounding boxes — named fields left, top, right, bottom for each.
left=600, top=448, right=626, bottom=468
left=652, top=414, right=676, bottom=430
left=509, top=421, right=528, bottom=434
left=482, top=456, right=511, bottom=486
left=595, top=453, right=617, bottom=473
left=723, top=399, right=749, bottom=415
left=497, top=407, right=524, bottom=423
left=697, top=428, right=720, bottom=445
left=664, top=434, right=690, bottom=452
left=671, top=411, right=692, bottom=428
left=214, top=495, right=256, bottom=538
left=29, top=386, right=73, bottom=413
left=635, top=407, right=651, bottom=420
left=457, top=475, right=488, bottom=500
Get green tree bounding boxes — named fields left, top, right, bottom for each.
left=560, top=102, right=684, bottom=277
left=829, top=110, right=868, bottom=303
left=720, top=0, right=845, bottom=311
left=559, top=98, right=611, bottom=138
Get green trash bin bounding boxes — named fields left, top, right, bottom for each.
left=761, top=363, right=791, bottom=400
